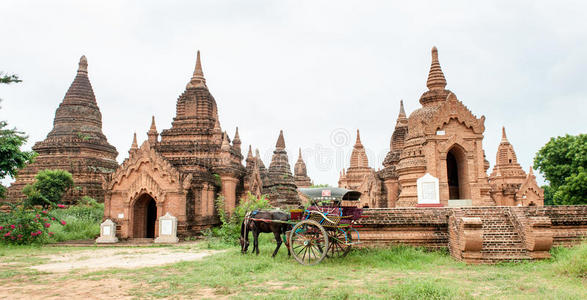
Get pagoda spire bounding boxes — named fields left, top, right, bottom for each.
left=78, top=55, right=88, bottom=73
left=355, top=129, right=362, bottom=146
left=147, top=116, right=158, bottom=144
left=131, top=132, right=138, bottom=149
left=187, top=50, right=206, bottom=88
left=501, top=126, right=508, bottom=142
left=298, top=147, right=303, bottom=161
left=399, top=100, right=406, bottom=118
left=247, top=145, right=253, bottom=159
left=276, top=130, right=286, bottom=150
left=426, top=46, right=447, bottom=91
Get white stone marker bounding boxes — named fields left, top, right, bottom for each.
left=96, top=219, right=119, bottom=243
left=417, top=173, right=441, bottom=206
left=154, top=212, right=179, bottom=243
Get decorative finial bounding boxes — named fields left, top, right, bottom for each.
left=150, top=116, right=157, bottom=131
left=234, top=127, right=240, bottom=141
left=356, top=129, right=362, bottom=145
left=131, top=132, right=138, bottom=149
left=78, top=55, right=88, bottom=73
left=247, top=145, right=253, bottom=159
left=276, top=130, right=286, bottom=149
left=298, top=147, right=302, bottom=159
left=426, top=46, right=447, bottom=91
left=501, top=126, right=508, bottom=142
left=399, top=100, right=406, bottom=117
left=187, top=50, right=206, bottom=88
left=528, top=166, right=534, bottom=175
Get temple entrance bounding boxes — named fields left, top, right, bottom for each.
left=446, top=146, right=468, bottom=200
left=133, top=194, right=157, bottom=238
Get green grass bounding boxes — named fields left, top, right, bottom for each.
left=0, top=238, right=585, bottom=299
left=47, top=204, right=103, bottom=242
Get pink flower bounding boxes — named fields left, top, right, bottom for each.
left=42, top=218, right=47, bottom=222
left=31, top=232, right=37, bottom=236
left=49, top=232, right=54, bottom=236
left=41, top=210, right=48, bottom=214
left=35, top=214, right=40, bottom=218
left=44, top=223, right=51, bottom=228
left=10, top=225, right=15, bottom=229
left=0, top=226, right=3, bottom=230
left=57, top=204, right=65, bottom=208
left=60, top=220, right=66, bottom=226
left=17, top=234, right=22, bottom=238
left=37, top=230, right=42, bottom=235
left=51, top=217, right=55, bottom=220
left=4, top=232, right=11, bottom=237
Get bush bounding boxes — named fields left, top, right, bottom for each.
left=23, top=169, right=73, bottom=208
left=208, top=192, right=272, bottom=244
left=0, top=204, right=66, bottom=245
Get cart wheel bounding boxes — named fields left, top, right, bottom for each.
left=289, top=220, right=329, bottom=265
left=327, top=227, right=352, bottom=258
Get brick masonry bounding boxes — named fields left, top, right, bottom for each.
left=354, top=205, right=587, bottom=263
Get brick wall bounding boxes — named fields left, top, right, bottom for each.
left=354, top=206, right=586, bottom=263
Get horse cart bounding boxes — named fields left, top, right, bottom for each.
left=247, top=188, right=362, bottom=265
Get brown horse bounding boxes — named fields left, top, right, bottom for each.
left=240, top=210, right=291, bottom=257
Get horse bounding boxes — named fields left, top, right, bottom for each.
left=240, top=210, right=291, bottom=257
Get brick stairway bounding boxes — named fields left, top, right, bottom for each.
left=461, top=207, right=531, bottom=263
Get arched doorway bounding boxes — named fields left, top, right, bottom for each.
left=446, top=146, right=468, bottom=200
left=133, top=194, right=157, bottom=238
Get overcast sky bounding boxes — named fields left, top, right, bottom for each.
left=1, top=0, right=586, bottom=187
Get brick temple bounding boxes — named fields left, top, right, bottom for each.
left=104, top=52, right=302, bottom=238
left=6, top=56, right=118, bottom=204
left=340, top=47, right=544, bottom=208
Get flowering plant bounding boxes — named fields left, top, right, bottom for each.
left=0, top=203, right=68, bottom=245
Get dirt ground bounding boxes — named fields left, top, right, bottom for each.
left=0, top=246, right=222, bottom=300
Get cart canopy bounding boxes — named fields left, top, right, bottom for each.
left=298, top=187, right=361, bottom=202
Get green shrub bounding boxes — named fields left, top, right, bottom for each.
left=0, top=204, right=66, bottom=245
left=208, top=192, right=272, bottom=244
left=22, top=169, right=73, bottom=208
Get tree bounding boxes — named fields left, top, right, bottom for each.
left=23, top=170, right=74, bottom=208
left=0, top=73, right=35, bottom=198
left=534, top=134, right=587, bottom=205
left=0, top=72, right=22, bottom=84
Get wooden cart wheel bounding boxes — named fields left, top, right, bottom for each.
left=289, top=219, right=329, bottom=265
left=327, top=227, right=352, bottom=258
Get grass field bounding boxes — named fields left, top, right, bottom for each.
left=0, top=237, right=585, bottom=299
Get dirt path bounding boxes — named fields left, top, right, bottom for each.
left=0, top=246, right=223, bottom=299
left=31, top=247, right=221, bottom=273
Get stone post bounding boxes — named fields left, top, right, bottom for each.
left=154, top=212, right=179, bottom=243
left=96, top=219, right=118, bottom=243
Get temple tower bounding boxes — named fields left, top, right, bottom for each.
left=489, top=127, right=543, bottom=205
left=396, top=47, right=492, bottom=206
left=294, top=148, right=313, bottom=188
left=105, top=51, right=247, bottom=239
left=263, top=130, right=300, bottom=207
left=6, top=56, right=118, bottom=203
left=338, top=130, right=373, bottom=189
left=379, top=100, right=409, bottom=207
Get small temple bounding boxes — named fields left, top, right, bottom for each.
left=6, top=56, right=118, bottom=204
left=262, top=130, right=301, bottom=206
left=104, top=51, right=276, bottom=238
left=338, top=47, right=543, bottom=208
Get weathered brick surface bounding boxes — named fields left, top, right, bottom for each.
left=355, top=206, right=586, bottom=263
